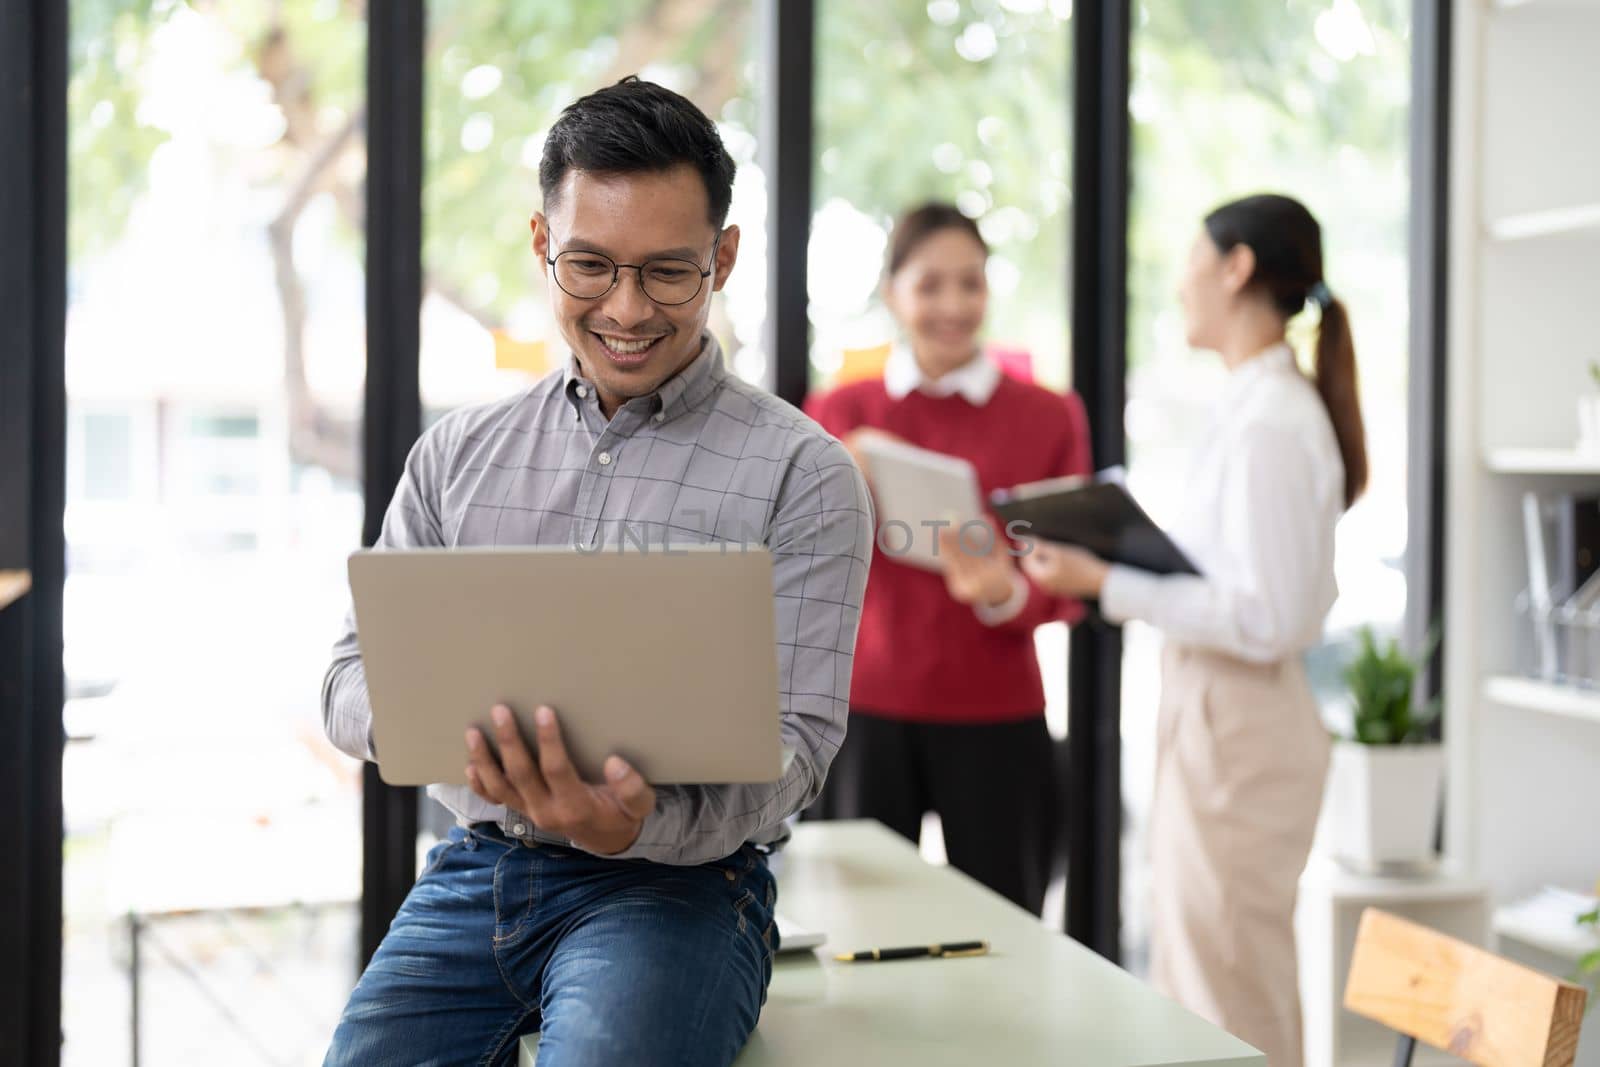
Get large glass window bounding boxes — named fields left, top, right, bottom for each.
left=420, top=2, right=768, bottom=423
left=811, top=1, right=1074, bottom=915
left=63, top=3, right=366, bottom=1061
left=811, top=0, right=1074, bottom=392
left=414, top=0, right=768, bottom=858
left=1121, top=0, right=1413, bottom=971
left=46, top=9, right=1430, bottom=1048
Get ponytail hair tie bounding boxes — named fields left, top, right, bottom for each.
left=1307, top=281, right=1334, bottom=310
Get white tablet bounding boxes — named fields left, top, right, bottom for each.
left=347, top=545, right=785, bottom=787
left=856, top=435, right=985, bottom=571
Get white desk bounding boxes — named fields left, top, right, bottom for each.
left=523, top=821, right=1262, bottom=1066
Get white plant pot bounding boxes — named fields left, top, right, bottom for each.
left=1579, top=394, right=1600, bottom=455
left=1324, top=740, right=1444, bottom=873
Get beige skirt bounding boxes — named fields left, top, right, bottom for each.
left=1148, top=643, right=1331, bottom=1067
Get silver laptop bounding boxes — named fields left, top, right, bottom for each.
left=347, top=545, right=784, bottom=787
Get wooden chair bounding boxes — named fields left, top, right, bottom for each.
left=1344, top=907, right=1589, bottom=1067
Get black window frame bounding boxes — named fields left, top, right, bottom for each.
left=0, top=1, right=68, bottom=1063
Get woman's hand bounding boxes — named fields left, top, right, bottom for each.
left=1020, top=540, right=1110, bottom=599
left=937, top=519, right=1021, bottom=608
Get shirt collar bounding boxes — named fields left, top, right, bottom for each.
left=563, top=331, right=727, bottom=423
left=883, top=343, right=1002, bottom=406
left=1222, top=342, right=1297, bottom=400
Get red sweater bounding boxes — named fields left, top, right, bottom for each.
left=806, top=375, right=1092, bottom=724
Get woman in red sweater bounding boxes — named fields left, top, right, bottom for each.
left=804, top=202, right=1092, bottom=913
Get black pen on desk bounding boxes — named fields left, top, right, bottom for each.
left=834, top=941, right=989, bottom=963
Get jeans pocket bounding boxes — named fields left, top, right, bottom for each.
left=491, top=847, right=540, bottom=946
left=738, top=856, right=777, bottom=942
left=417, top=832, right=465, bottom=882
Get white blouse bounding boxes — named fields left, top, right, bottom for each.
left=1099, top=344, right=1345, bottom=663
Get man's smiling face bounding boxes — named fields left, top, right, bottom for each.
left=532, top=165, right=740, bottom=417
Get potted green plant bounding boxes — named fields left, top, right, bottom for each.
left=1577, top=901, right=1599, bottom=1013
left=1325, top=627, right=1443, bottom=872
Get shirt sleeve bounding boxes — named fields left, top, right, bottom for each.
left=320, top=422, right=456, bottom=762
left=606, top=432, right=875, bottom=865
left=977, top=389, right=1093, bottom=633
left=1098, top=423, right=1330, bottom=663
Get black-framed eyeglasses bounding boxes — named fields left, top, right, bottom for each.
left=545, top=233, right=721, bottom=307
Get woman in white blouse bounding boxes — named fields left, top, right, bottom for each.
left=1022, top=194, right=1366, bottom=1067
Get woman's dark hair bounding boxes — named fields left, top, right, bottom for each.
left=540, top=76, right=736, bottom=227
left=1204, top=193, right=1368, bottom=509
left=886, top=201, right=989, bottom=277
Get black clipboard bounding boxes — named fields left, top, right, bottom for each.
left=990, top=476, right=1200, bottom=576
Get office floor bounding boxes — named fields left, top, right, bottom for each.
left=62, top=834, right=358, bottom=1067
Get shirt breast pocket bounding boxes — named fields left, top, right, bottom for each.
left=664, top=507, right=770, bottom=552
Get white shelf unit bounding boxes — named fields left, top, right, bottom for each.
left=1484, top=675, right=1600, bottom=724
left=1444, top=3, right=1600, bottom=1064
left=1493, top=0, right=1600, bottom=11
left=1493, top=906, right=1600, bottom=962
left=1486, top=449, right=1600, bottom=476
left=1448, top=0, right=1600, bottom=882
left=1488, top=202, right=1600, bottom=242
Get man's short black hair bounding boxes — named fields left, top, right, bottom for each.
left=540, top=76, right=736, bottom=228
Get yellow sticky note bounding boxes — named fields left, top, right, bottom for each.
left=834, top=342, right=892, bottom=386
left=492, top=331, right=548, bottom=375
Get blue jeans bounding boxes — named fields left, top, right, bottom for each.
left=324, top=825, right=777, bottom=1067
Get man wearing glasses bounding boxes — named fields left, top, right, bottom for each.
left=321, top=77, right=872, bottom=1065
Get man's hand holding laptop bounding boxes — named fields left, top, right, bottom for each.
left=464, top=703, right=656, bottom=856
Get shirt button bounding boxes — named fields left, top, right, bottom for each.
left=652, top=412, right=665, bottom=424
left=511, top=822, right=527, bottom=836
left=597, top=451, right=612, bottom=466
left=574, top=386, right=588, bottom=398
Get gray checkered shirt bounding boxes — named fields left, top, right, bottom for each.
left=321, top=334, right=873, bottom=865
